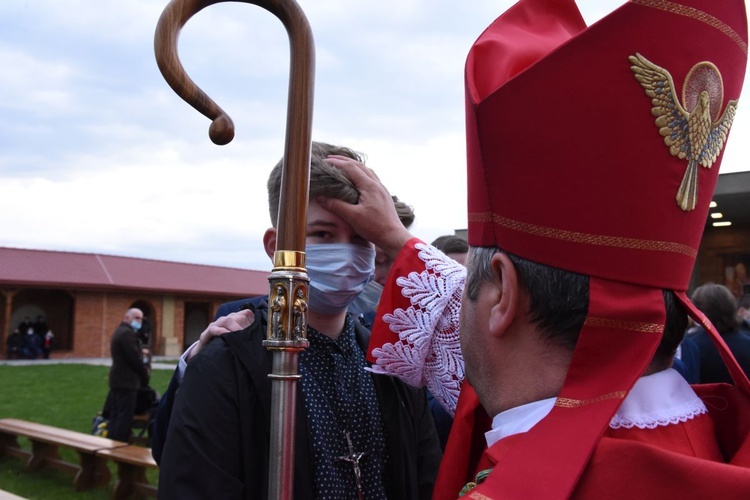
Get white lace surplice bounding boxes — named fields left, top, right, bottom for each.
left=369, top=242, right=466, bottom=416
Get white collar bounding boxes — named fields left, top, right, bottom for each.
left=485, top=368, right=707, bottom=447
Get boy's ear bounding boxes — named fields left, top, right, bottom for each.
left=488, top=252, right=523, bottom=339
left=263, top=228, right=277, bottom=260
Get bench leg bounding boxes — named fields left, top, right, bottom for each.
left=0, top=434, right=29, bottom=461
left=113, top=462, right=149, bottom=500
left=74, top=453, right=111, bottom=491
left=26, top=441, right=60, bottom=471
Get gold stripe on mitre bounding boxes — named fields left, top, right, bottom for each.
left=632, top=0, right=748, bottom=55
left=584, top=316, right=665, bottom=333
left=468, top=212, right=697, bottom=257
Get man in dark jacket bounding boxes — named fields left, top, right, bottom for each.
left=6, top=329, right=23, bottom=359
left=683, top=284, right=750, bottom=384
left=157, top=143, right=441, bottom=499
left=108, top=307, right=149, bottom=442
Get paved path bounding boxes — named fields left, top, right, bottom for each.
left=0, top=356, right=179, bottom=371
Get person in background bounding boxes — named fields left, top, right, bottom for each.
left=42, top=330, right=54, bottom=359
left=33, top=315, right=48, bottom=338
left=17, top=316, right=31, bottom=338
left=682, top=283, right=750, bottom=384
left=108, top=307, right=149, bottom=443
left=431, top=234, right=469, bottom=266
left=20, top=326, right=42, bottom=359
left=6, top=329, right=23, bottom=359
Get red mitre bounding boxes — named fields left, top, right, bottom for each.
left=463, top=0, right=750, bottom=497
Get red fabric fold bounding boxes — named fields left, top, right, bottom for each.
left=466, top=0, right=586, bottom=103
left=433, top=382, right=490, bottom=500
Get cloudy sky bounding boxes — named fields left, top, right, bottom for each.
left=1, top=0, right=748, bottom=271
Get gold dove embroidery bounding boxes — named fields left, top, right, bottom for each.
left=629, top=53, right=737, bottom=211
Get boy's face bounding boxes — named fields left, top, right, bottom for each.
left=304, top=199, right=371, bottom=248
left=262, top=199, right=376, bottom=318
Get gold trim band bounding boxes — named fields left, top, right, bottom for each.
left=468, top=212, right=697, bottom=258
left=466, top=493, right=494, bottom=500
left=555, top=391, right=627, bottom=408
left=584, top=316, right=665, bottom=333
left=632, top=0, right=748, bottom=55
left=273, top=250, right=306, bottom=269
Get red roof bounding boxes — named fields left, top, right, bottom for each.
left=0, top=247, right=269, bottom=297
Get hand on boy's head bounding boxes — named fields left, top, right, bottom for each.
left=321, top=156, right=412, bottom=259
left=187, top=309, right=255, bottom=362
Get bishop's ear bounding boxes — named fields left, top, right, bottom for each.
left=488, top=252, right=523, bottom=338
left=262, top=228, right=277, bottom=261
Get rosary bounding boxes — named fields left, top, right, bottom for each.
left=336, top=431, right=366, bottom=500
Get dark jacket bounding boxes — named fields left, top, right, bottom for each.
left=157, top=298, right=441, bottom=500
left=109, top=322, right=149, bottom=390
left=686, top=325, right=750, bottom=384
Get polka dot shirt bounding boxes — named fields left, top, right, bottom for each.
left=299, top=314, right=388, bottom=499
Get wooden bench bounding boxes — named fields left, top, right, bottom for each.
left=0, top=418, right=126, bottom=491
left=97, top=445, right=158, bottom=499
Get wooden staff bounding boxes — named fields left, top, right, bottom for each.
left=154, top=1, right=314, bottom=498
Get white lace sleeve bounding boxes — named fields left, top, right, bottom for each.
left=370, top=243, right=465, bottom=416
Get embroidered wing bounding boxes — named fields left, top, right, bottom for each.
left=698, top=101, right=737, bottom=168
left=630, top=53, right=691, bottom=160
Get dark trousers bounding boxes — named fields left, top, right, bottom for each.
left=108, top=387, right=138, bottom=442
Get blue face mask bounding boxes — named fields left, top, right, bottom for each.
left=306, top=243, right=375, bottom=315
left=348, top=280, right=384, bottom=316
left=130, top=320, right=142, bottom=331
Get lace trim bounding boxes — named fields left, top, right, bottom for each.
left=370, top=242, right=465, bottom=416
left=609, top=397, right=707, bottom=429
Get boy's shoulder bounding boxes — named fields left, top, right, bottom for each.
left=215, top=295, right=269, bottom=320
left=190, top=314, right=269, bottom=386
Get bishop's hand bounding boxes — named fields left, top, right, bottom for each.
left=321, top=155, right=413, bottom=259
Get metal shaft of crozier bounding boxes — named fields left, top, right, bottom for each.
left=263, top=251, right=310, bottom=500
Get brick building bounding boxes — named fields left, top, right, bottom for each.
left=0, top=247, right=268, bottom=358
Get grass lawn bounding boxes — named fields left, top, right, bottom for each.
left=0, top=364, right=173, bottom=499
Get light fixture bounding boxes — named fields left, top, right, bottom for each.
left=709, top=201, right=718, bottom=208
left=710, top=212, right=723, bottom=219
left=713, top=221, right=732, bottom=227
